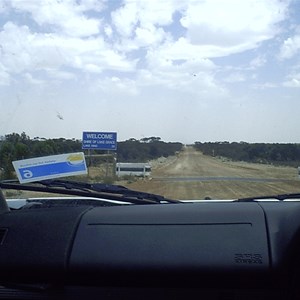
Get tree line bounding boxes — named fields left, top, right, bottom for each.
left=194, top=141, right=300, bottom=167
left=0, top=133, right=182, bottom=179
left=117, top=137, right=182, bottom=162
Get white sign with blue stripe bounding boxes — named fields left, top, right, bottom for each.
left=12, top=153, right=87, bottom=183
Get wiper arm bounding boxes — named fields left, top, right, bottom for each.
left=236, top=193, right=300, bottom=202
left=37, top=179, right=179, bottom=203
left=0, top=179, right=179, bottom=205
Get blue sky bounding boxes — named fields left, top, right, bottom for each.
left=0, top=0, right=300, bottom=143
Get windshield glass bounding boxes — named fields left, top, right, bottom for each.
left=1, top=0, right=300, bottom=201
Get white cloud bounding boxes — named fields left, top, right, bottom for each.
left=249, top=56, right=267, bottom=69
left=9, top=0, right=101, bottom=37
left=252, top=82, right=277, bottom=89
left=46, top=69, right=76, bottom=80
left=94, top=76, right=138, bottom=96
left=136, top=1, right=180, bottom=27
left=181, top=0, right=288, bottom=48
left=88, top=54, right=225, bottom=102
left=0, top=23, right=36, bottom=73
left=77, top=0, right=106, bottom=12
left=144, top=51, right=218, bottom=90
left=0, top=22, right=135, bottom=76
left=279, top=34, right=300, bottom=59
left=111, top=1, right=138, bottom=38
left=23, top=73, right=45, bottom=85
left=146, top=52, right=216, bottom=76
left=134, top=25, right=166, bottom=48
left=104, top=25, right=113, bottom=38
left=152, top=37, right=247, bottom=61
left=283, top=73, right=300, bottom=87
left=109, top=0, right=290, bottom=74
left=111, top=0, right=179, bottom=37
left=0, top=1, right=8, bottom=13
left=0, top=64, right=10, bottom=86
left=110, top=0, right=184, bottom=52
left=84, top=64, right=102, bottom=73
left=223, top=72, right=246, bottom=83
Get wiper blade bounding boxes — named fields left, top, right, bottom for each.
left=236, top=193, right=300, bottom=202
left=37, top=179, right=179, bottom=203
left=0, top=179, right=179, bottom=205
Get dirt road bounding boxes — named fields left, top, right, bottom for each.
left=128, top=146, right=300, bottom=200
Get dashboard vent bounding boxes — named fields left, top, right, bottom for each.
left=0, top=228, right=8, bottom=245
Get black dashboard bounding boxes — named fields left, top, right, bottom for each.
left=0, top=201, right=300, bottom=299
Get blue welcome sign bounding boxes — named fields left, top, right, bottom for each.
left=82, top=132, right=117, bottom=150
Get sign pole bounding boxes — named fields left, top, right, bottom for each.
left=88, top=149, right=91, bottom=177
left=105, top=150, right=109, bottom=178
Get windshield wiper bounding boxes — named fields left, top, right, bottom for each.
left=236, top=193, right=300, bottom=202
left=0, top=179, right=179, bottom=205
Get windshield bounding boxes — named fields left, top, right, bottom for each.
left=1, top=0, right=300, bottom=201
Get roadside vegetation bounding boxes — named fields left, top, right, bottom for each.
left=117, top=137, right=182, bottom=162
left=0, top=132, right=182, bottom=179
left=194, top=142, right=300, bottom=167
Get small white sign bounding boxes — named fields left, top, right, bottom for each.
left=12, top=153, right=87, bottom=183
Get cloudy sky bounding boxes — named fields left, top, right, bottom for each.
left=0, top=0, right=300, bottom=143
